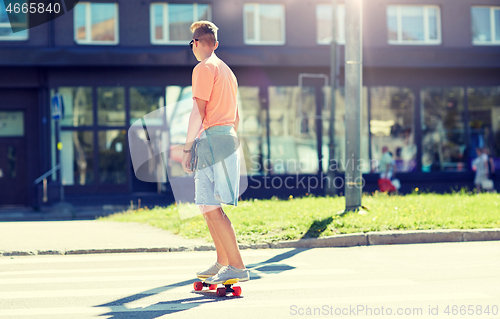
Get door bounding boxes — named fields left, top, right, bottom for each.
left=0, top=139, right=27, bottom=205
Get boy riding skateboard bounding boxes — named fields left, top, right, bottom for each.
left=181, top=21, right=250, bottom=286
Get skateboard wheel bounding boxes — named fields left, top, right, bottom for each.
left=209, top=284, right=217, bottom=290
left=193, top=281, right=203, bottom=291
left=232, top=286, right=242, bottom=296
left=216, top=287, right=227, bottom=297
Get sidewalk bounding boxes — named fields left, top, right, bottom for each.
left=1, top=218, right=500, bottom=257
left=0, top=220, right=210, bottom=256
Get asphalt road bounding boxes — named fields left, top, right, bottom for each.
left=1, top=241, right=499, bottom=318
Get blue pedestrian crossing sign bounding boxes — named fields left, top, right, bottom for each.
left=51, top=94, right=64, bottom=120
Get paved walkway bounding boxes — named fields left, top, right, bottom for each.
left=0, top=221, right=209, bottom=255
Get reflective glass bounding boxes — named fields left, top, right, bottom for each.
left=268, top=86, right=318, bottom=174
left=56, top=87, right=93, bottom=127
left=421, top=87, right=466, bottom=172
left=61, top=131, right=94, bottom=185
left=401, top=6, right=424, bottom=41
left=428, top=8, right=438, bottom=40
left=471, top=7, right=491, bottom=42
left=316, top=4, right=345, bottom=44
left=495, top=9, right=500, bottom=41
left=99, top=130, right=127, bottom=184
left=244, top=4, right=255, bottom=40
left=97, top=87, right=125, bottom=126
left=468, top=87, right=500, bottom=161
left=0, top=0, right=27, bottom=37
left=237, top=87, right=267, bottom=175
left=130, top=87, right=164, bottom=125
left=370, top=87, right=416, bottom=173
left=259, top=4, right=283, bottom=42
left=198, top=4, right=210, bottom=21
left=153, top=4, right=163, bottom=40
left=169, top=4, right=193, bottom=41
left=322, top=87, right=370, bottom=173
left=90, top=3, right=116, bottom=42
left=387, top=6, right=398, bottom=41
left=74, top=3, right=86, bottom=40
left=0, top=111, right=24, bottom=136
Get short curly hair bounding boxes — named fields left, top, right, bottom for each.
left=190, top=20, right=218, bottom=46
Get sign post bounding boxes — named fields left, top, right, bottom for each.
left=344, top=0, right=363, bottom=212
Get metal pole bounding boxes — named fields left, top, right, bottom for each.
left=344, top=0, right=363, bottom=212
left=327, top=0, right=338, bottom=197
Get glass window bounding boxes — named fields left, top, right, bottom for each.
left=150, top=3, right=211, bottom=44
left=468, top=87, right=500, bottom=166
left=61, top=131, right=94, bottom=185
left=237, top=87, right=267, bottom=175
left=56, top=87, right=93, bottom=127
left=98, top=130, right=127, bottom=184
left=268, top=86, right=318, bottom=174
left=97, top=87, right=125, bottom=126
left=0, top=111, right=24, bottom=137
left=74, top=2, right=119, bottom=44
left=130, top=87, right=165, bottom=125
left=421, top=88, right=466, bottom=172
left=322, top=87, right=370, bottom=173
left=316, top=4, right=345, bottom=45
left=387, top=5, right=441, bottom=45
left=370, top=87, right=416, bottom=173
left=0, top=0, right=28, bottom=40
left=472, top=6, right=500, bottom=44
left=244, top=4, right=285, bottom=45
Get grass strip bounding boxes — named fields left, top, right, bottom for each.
left=99, top=191, right=500, bottom=244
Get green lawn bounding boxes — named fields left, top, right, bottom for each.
left=99, top=191, right=500, bottom=244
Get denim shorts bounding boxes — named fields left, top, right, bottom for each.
left=194, top=125, right=241, bottom=207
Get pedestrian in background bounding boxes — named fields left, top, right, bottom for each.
left=472, top=148, right=489, bottom=192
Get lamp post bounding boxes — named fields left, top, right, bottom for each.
left=344, top=0, right=363, bottom=212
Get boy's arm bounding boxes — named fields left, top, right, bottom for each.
left=184, top=98, right=207, bottom=150
left=234, top=106, right=240, bottom=133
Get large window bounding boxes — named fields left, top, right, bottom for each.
left=370, top=87, right=416, bottom=173
left=151, top=3, right=211, bottom=44
left=471, top=6, right=500, bottom=45
left=421, top=88, right=466, bottom=172
left=237, top=87, right=267, bottom=175
left=74, top=2, right=119, bottom=45
left=468, top=87, right=500, bottom=164
left=316, top=4, right=345, bottom=45
left=52, top=86, right=128, bottom=187
left=0, top=0, right=28, bottom=40
left=387, top=5, right=441, bottom=45
left=244, top=4, right=285, bottom=45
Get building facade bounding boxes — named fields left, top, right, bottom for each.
left=0, top=0, right=499, bottom=208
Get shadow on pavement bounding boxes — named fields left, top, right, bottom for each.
left=95, top=220, right=332, bottom=317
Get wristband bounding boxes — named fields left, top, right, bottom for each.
left=183, top=149, right=191, bottom=153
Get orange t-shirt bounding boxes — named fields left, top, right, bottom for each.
left=192, top=53, right=238, bottom=136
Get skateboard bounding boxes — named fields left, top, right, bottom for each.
left=193, top=277, right=242, bottom=297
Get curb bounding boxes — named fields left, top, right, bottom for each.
left=1, top=228, right=500, bottom=257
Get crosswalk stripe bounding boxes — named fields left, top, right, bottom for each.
left=0, top=279, right=417, bottom=299
left=0, top=268, right=356, bottom=285
left=0, top=292, right=493, bottom=316
left=0, top=249, right=277, bottom=264
left=0, top=262, right=311, bottom=277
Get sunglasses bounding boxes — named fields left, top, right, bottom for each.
left=189, top=39, right=199, bottom=49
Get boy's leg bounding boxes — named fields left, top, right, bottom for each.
left=202, top=205, right=245, bottom=269
left=201, top=206, right=229, bottom=265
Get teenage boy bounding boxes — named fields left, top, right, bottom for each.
left=181, top=21, right=249, bottom=284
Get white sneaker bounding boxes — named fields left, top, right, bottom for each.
left=196, top=262, right=223, bottom=279
left=205, top=265, right=250, bottom=284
